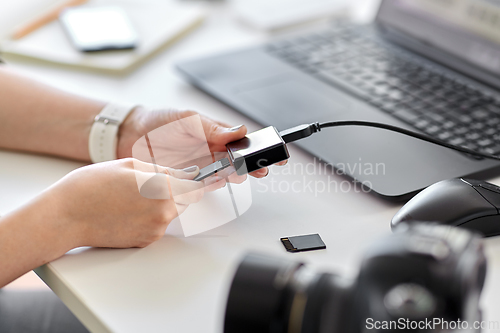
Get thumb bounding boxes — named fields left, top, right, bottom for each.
left=202, top=118, right=248, bottom=146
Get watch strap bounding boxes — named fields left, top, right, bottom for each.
left=89, top=104, right=136, bottom=163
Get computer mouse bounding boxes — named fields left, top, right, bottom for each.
left=391, top=178, right=500, bottom=237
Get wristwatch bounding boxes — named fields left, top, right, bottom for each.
left=88, top=103, right=137, bottom=163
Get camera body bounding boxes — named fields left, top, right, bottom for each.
left=224, top=224, right=487, bottom=333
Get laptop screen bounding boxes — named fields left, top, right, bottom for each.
left=377, top=0, right=500, bottom=78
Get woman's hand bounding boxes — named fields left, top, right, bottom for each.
left=45, top=158, right=211, bottom=248
left=0, top=158, right=213, bottom=287
left=116, top=107, right=286, bottom=179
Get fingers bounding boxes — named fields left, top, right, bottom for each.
left=249, top=167, right=269, bottom=178
left=168, top=110, right=248, bottom=151
left=203, top=176, right=227, bottom=192
left=247, top=160, right=287, bottom=178
left=132, top=159, right=204, bottom=202
left=224, top=167, right=247, bottom=184
left=138, top=173, right=171, bottom=199
left=164, top=166, right=204, bottom=205
left=168, top=176, right=205, bottom=205
left=228, top=173, right=247, bottom=184
left=137, top=171, right=203, bottom=202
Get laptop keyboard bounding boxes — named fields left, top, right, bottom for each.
left=265, top=28, right=500, bottom=158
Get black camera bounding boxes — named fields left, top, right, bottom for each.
left=224, top=224, right=487, bottom=333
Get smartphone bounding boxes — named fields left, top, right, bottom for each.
left=59, top=6, right=138, bottom=52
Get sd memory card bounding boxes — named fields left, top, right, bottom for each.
left=280, top=233, right=326, bottom=253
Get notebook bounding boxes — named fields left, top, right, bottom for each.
left=230, top=0, right=348, bottom=31
left=0, top=0, right=205, bottom=73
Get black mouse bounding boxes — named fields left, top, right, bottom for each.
left=391, top=178, right=500, bottom=237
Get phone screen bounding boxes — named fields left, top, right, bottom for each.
left=59, top=6, right=138, bottom=52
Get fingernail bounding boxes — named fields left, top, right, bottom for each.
left=183, top=165, right=198, bottom=173
left=228, top=125, right=243, bottom=132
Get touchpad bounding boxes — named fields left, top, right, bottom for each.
left=236, top=78, right=352, bottom=127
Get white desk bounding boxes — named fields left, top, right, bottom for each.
left=2, top=1, right=500, bottom=332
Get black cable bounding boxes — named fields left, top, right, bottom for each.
left=279, top=121, right=500, bottom=161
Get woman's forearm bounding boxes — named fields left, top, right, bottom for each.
left=0, top=67, right=105, bottom=161
left=0, top=192, right=79, bottom=288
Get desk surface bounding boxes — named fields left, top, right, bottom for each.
left=2, top=1, right=500, bottom=332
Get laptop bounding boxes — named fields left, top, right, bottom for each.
left=177, top=0, right=500, bottom=201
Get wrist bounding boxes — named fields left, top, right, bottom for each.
left=89, top=103, right=139, bottom=162
left=5, top=190, right=82, bottom=262
left=116, top=106, right=146, bottom=159
left=0, top=194, right=77, bottom=287
left=41, top=190, right=85, bottom=251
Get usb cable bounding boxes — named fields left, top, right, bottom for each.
left=280, top=121, right=500, bottom=160
left=194, top=120, right=500, bottom=181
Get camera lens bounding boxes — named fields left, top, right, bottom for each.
left=224, top=253, right=351, bottom=333
left=224, top=253, right=302, bottom=333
